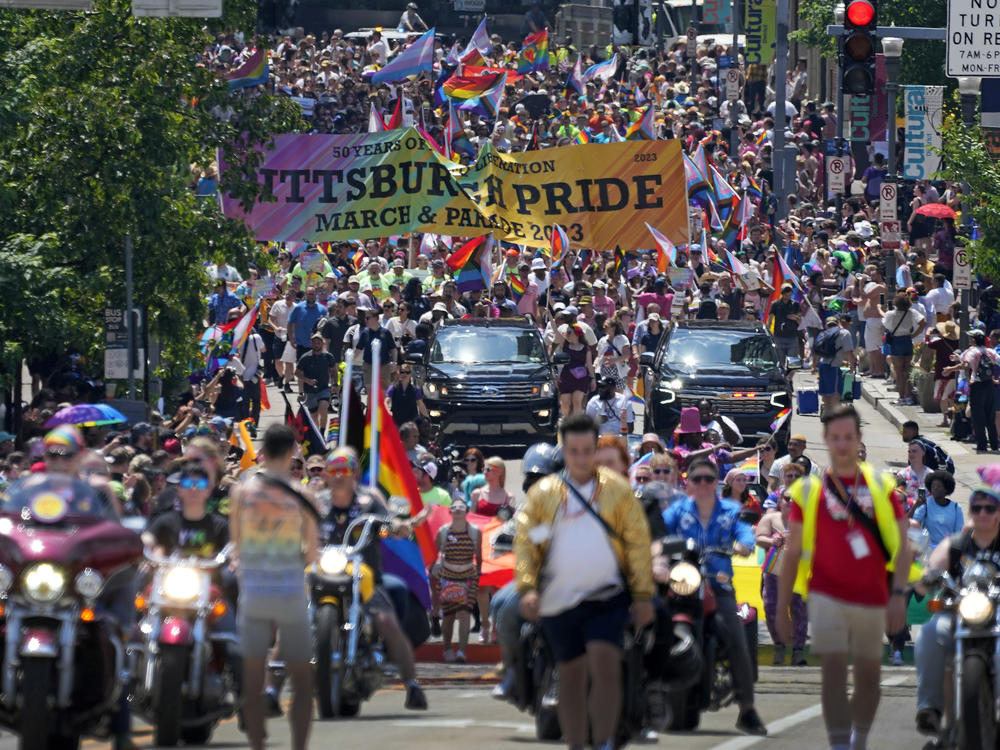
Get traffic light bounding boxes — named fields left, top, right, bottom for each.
left=841, top=0, right=877, bottom=95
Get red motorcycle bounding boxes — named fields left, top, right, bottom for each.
left=0, top=473, right=142, bottom=750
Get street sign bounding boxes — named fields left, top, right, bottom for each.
left=131, top=0, right=220, bottom=16
left=881, top=220, right=902, bottom=250
left=954, top=247, right=973, bottom=289
left=718, top=54, right=733, bottom=68
left=104, top=307, right=145, bottom=380
left=686, top=27, right=697, bottom=58
left=827, top=156, right=847, bottom=193
left=725, top=69, right=740, bottom=101
left=947, top=0, right=1000, bottom=77
left=879, top=182, right=897, bottom=221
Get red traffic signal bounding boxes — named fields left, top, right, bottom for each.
left=846, top=0, right=875, bottom=27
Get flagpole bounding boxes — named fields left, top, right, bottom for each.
left=369, top=339, right=381, bottom=491
left=339, top=348, right=355, bottom=447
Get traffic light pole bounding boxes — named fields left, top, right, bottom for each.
left=772, top=0, right=791, bottom=221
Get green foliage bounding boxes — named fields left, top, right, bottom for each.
left=936, top=117, right=1000, bottom=280
left=0, top=0, right=301, bottom=390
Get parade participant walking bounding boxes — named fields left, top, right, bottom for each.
left=814, top=316, right=856, bottom=413
left=295, top=331, right=337, bottom=436
left=664, top=459, right=769, bottom=734
left=229, top=425, right=318, bottom=750
left=585, top=375, right=635, bottom=435
left=757, top=490, right=808, bottom=665
left=287, top=286, right=326, bottom=359
left=556, top=325, right=594, bottom=417
left=515, top=413, right=654, bottom=750
left=777, top=405, right=910, bottom=750
left=434, top=499, right=482, bottom=663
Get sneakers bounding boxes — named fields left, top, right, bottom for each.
left=405, top=682, right=428, bottom=710
left=915, top=707, right=942, bottom=736
left=455, top=650, right=466, bottom=664
left=736, top=707, right=768, bottom=736
left=772, top=644, right=786, bottom=665
left=792, top=648, right=807, bottom=666
left=443, top=648, right=455, bottom=663
left=891, top=650, right=905, bottom=667
left=265, top=690, right=283, bottom=717
left=491, top=671, right=515, bottom=702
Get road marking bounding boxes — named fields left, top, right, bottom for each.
left=391, top=718, right=533, bottom=732
left=709, top=702, right=823, bottom=750
left=881, top=675, right=908, bottom=687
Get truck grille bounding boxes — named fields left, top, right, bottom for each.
left=443, top=382, right=544, bottom=402
left=676, top=395, right=774, bottom=415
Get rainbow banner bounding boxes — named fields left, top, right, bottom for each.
left=442, top=71, right=506, bottom=100
left=371, top=28, right=435, bottom=84
left=518, top=29, right=549, bottom=73
left=220, top=128, right=485, bottom=242
left=227, top=48, right=269, bottom=90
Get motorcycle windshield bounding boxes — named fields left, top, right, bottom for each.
left=1, top=474, right=116, bottom=525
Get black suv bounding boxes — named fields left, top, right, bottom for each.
left=640, top=320, right=792, bottom=445
left=409, top=319, right=560, bottom=448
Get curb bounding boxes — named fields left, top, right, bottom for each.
left=859, top=381, right=906, bottom=433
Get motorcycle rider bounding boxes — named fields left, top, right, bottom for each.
left=914, top=481, right=1000, bottom=735
left=490, top=442, right=562, bottom=701
left=320, top=446, right=428, bottom=710
left=515, top=413, right=655, bottom=750
left=662, top=458, right=769, bottom=736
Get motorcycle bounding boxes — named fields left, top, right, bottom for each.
left=651, top=538, right=759, bottom=732
left=129, top=546, right=239, bottom=746
left=310, top=514, right=391, bottom=719
left=0, top=474, right=142, bottom=750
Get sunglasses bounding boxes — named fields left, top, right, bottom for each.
left=308, top=467, right=324, bottom=475
left=179, top=476, right=210, bottom=490
left=45, top=449, right=75, bottom=459
left=652, top=468, right=672, bottom=476
left=971, top=504, right=998, bottom=515
left=688, top=475, right=716, bottom=484
left=761, top=444, right=775, bottom=451
left=451, top=505, right=468, bottom=512
left=326, top=466, right=353, bottom=477
left=634, top=475, right=651, bottom=484
left=464, top=457, right=478, bottom=464
left=400, top=369, right=412, bottom=375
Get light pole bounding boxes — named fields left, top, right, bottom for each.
left=881, top=35, right=903, bottom=295
left=957, top=75, right=981, bottom=348
left=833, top=2, right=845, bottom=211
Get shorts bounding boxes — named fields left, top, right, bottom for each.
left=888, top=336, right=914, bottom=358
left=807, top=591, right=885, bottom=661
left=817, top=362, right=844, bottom=397
left=280, top=341, right=297, bottom=364
left=302, top=388, right=331, bottom=412
left=863, top=319, right=883, bottom=352
left=540, top=590, right=630, bottom=663
left=934, top=378, right=956, bottom=402
left=238, top=592, right=313, bottom=663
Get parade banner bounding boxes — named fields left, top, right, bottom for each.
left=903, top=85, right=943, bottom=180
left=743, top=0, right=777, bottom=66
left=459, top=139, right=688, bottom=251
left=703, top=0, right=732, bottom=27
left=220, top=128, right=486, bottom=242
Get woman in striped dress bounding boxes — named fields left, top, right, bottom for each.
left=433, top=499, right=482, bottom=663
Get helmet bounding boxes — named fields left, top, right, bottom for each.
left=521, top=442, right=563, bottom=493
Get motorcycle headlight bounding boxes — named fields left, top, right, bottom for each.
left=541, top=381, right=554, bottom=396
left=959, top=591, right=995, bottom=626
left=22, top=563, right=66, bottom=604
left=74, top=568, right=104, bottom=599
left=0, top=564, right=13, bottom=595
left=668, top=562, right=702, bottom=596
left=161, top=567, right=202, bottom=604
left=319, top=549, right=348, bottom=576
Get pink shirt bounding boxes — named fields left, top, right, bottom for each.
left=593, top=294, right=616, bottom=318
left=516, top=282, right=539, bottom=316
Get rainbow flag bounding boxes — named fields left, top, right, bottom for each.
left=227, top=48, right=269, bottom=90
left=371, top=28, right=435, bottom=84
left=770, top=408, right=791, bottom=432
left=350, top=249, right=366, bottom=272
left=645, top=222, right=676, bottom=272
left=613, top=246, right=627, bottom=276
left=625, top=105, right=656, bottom=140
left=764, top=257, right=803, bottom=329
left=762, top=546, right=780, bottom=574
left=456, top=72, right=506, bottom=117
left=509, top=273, right=527, bottom=300
left=445, top=234, right=493, bottom=293
left=442, top=72, right=506, bottom=100
left=550, top=224, right=569, bottom=267
left=518, top=29, right=549, bottom=73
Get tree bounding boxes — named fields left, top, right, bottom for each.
left=0, top=0, right=301, bottom=392
left=936, top=116, right=1000, bottom=280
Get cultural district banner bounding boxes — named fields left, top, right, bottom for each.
left=459, top=138, right=688, bottom=251
left=220, top=128, right=486, bottom=242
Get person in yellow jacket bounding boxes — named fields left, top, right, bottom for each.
left=515, top=412, right=654, bottom=750
left=776, top=404, right=910, bottom=750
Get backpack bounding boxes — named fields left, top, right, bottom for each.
left=976, top=347, right=995, bottom=383
left=813, top=327, right=840, bottom=359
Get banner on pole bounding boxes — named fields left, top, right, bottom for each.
left=743, top=0, right=777, bottom=66
left=459, top=139, right=688, bottom=251
left=902, top=85, right=943, bottom=181
left=703, top=0, right=732, bottom=26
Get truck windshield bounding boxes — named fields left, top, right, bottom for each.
left=661, top=328, right=778, bottom=371
left=430, top=327, right=546, bottom=364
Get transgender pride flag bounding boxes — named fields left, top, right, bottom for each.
left=371, top=28, right=435, bottom=85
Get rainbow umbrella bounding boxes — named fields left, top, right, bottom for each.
left=45, top=403, right=127, bottom=428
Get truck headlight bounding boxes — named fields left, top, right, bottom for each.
left=666, top=378, right=683, bottom=390
left=161, top=567, right=203, bottom=604
left=22, top=563, right=66, bottom=604
left=541, top=381, right=554, bottom=396
left=319, top=549, right=348, bottom=576
left=668, top=562, right=702, bottom=596
left=959, top=591, right=994, bottom=626
left=425, top=382, right=439, bottom=396
left=769, top=391, right=788, bottom=407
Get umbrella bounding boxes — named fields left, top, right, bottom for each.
left=914, top=203, right=956, bottom=219
left=45, top=403, right=127, bottom=428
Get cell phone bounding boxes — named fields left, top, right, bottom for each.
left=918, top=488, right=927, bottom=503
left=879, top=293, right=886, bottom=308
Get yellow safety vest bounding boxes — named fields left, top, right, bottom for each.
left=789, top=462, right=917, bottom=599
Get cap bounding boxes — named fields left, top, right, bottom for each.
left=347, top=275, right=359, bottom=284
left=593, top=280, right=607, bottom=289
left=647, top=313, right=661, bottom=322
left=578, top=295, right=593, bottom=305
left=0, top=430, right=14, bottom=443
left=310, top=331, right=324, bottom=340
left=431, top=258, right=445, bottom=268
left=563, top=305, right=579, bottom=316
left=324, top=272, right=337, bottom=280
left=392, top=258, right=404, bottom=268
left=826, top=317, right=838, bottom=326
left=306, top=455, right=326, bottom=468
left=412, top=459, right=438, bottom=480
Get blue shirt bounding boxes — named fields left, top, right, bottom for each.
left=662, top=496, right=754, bottom=581
left=913, top=499, right=964, bottom=546
left=208, top=291, right=242, bottom=325
left=288, top=300, right=326, bottom=347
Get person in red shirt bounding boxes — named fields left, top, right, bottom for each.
left=777, top=405, right=909, bottom=750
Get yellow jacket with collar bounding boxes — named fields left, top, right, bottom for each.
left=514, top=466, right=654, bottom=601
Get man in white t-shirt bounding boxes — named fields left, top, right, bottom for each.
left=585, top=377, right=634, bottom=435
left=922, top=273, right=955, bottom=324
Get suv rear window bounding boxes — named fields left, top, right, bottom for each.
left=430, top=327, right=547, bottom=364
left=661, top=328, right=778, bottom=370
